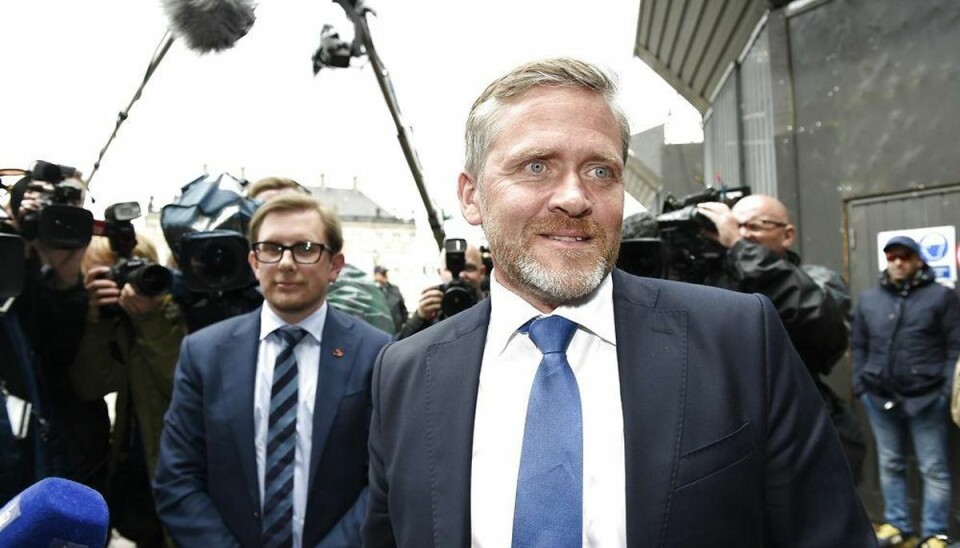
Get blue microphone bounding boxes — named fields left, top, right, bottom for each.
left=0, top=477, right=109, bottom=548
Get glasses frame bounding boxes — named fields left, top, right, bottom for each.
left=252, top=241, right=328, bottom=264
left=737, top=218, right=788, bottom=232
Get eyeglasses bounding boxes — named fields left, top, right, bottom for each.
left=252, top=241, right=327, bottom=264
left=737, top=219, right=788, bottom=232
left=885, top=251, right=916, bottom=262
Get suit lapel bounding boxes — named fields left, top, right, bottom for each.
left=424, top=300, right=490, bottom=546
left=221, top=310, right=262, bottom=514
left=307, top=307, right=357, bottom=490
left=612, top=271, right=687, bottom=547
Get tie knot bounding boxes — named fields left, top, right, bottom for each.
left=275, top=325, right=309, bottom=349
left=524, top=315, right=578, bottom=355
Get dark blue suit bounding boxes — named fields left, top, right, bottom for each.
left=363, top=270, right=877, bottom=547
left=155, top=305, right=390, bottom=547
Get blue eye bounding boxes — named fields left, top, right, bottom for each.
left=526, top=161, right=546, bottom=174
left=592, top=166, right=611, bottom=179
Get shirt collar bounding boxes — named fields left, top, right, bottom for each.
left=487, top=269, right=616, bottom=357
left=259, top=301, right=328, bottom=344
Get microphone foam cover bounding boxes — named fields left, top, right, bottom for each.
left=0, top=477, right=109, bottom=548
left=162, top=0, right=256, bottom=53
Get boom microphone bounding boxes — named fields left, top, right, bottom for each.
left=0, top=477, right=109, bottom=548
left=161, top=0, right=256, bottom=53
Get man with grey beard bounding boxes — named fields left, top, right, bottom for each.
left=362, top=58, right=875, bottom=547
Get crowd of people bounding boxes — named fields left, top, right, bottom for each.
left=1, top=57, right=958, bottom=548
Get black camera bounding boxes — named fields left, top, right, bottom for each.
left=439, top=238, right=478, bottom=318
left=98, top=202, right=172, bottom=298
left=0, top=233, right=26, bottom=300
left=18, top=161, right=93, bottom=249
left=179, top=230, right=256, bottom=293
left=617, top=186, right=750, bottom=283
left=107, top=257, right=173, bottom=298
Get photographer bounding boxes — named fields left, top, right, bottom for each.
left=71, top=234, right=185, bottom=546
left=396, top=242, right=487, bottom=340
left=0, top=172, right=110, bottom=500
left=697, top=194, right=863, bottom=480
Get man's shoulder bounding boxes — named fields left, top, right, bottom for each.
left=184, top=308, right=259, bottom=345
left=613, top=270, right=761, bottom=310
left=387, top=299, right=489, bottom=354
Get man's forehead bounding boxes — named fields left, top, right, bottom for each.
left=734, top=197, right=785, bottom=221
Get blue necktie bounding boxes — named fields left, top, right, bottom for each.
left=512, top=315, right=582, bottom=548
left=262, top=325, right=308, bottom=547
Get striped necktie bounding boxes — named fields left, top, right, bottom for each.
left=262, top=325, right=308, bottom=547
left=512, top=315, right=582, bottom=548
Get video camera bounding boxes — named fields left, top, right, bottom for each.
left=95, top=202, right=172, bottom=299
left=161, top=173, right=261, bottom=332
left=16, top=160, right=93, bottom=249
left=439, top=238, right=479, bottom=318
left=617, top=185, right=751, bottom=283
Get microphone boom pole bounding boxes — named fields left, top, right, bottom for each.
left=347, top=9, right=446, bottom=251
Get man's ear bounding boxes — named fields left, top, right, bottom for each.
left=248, top=250, right=261, bottom=282
left=328, top=252, right=345, bottom=283
left=458, top=172, right=482, bottom=226
left=782, top=224, right=796, bottom=249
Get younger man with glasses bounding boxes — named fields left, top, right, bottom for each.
left=155, top=194, right=390, bottom=547
left=853, top=235, right=960, bottom=548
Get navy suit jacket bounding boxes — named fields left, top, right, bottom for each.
left=363, top=270, right=877, bottom=547
left=155, top=305, right=390, bottom=547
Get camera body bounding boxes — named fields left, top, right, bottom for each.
left=98, top=202, right=172, bottom=299
left=617, top=186, right=750, bottom=283
left=439, top=238, right=478, bottom=318
left=18, top=161, right=93, bottom=250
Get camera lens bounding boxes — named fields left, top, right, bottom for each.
left=129, top=264, right=173, bottom=297
left=194, top=240, right=241, bottom=283
left=441, top=280, right=475, bottom=318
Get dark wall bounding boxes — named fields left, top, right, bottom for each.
left=788, top=0, right=960, bottom=272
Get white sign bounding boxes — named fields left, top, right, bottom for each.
left=876, top=226, right=957, bottom=288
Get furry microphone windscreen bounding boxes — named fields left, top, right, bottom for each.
left=162, top=0, right=257, bottom=53
left=0, top=477, right=109, bottom=547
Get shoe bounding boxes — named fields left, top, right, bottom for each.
left=917, top=534, right=951, bottom=548
left=876, top=523, right=918, bottom=547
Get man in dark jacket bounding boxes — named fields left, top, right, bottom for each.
left=853, top=235, right=960, bottom=547
left=373, top=266, right=408, bottom=333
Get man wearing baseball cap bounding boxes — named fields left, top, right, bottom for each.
left=853, top=235, right=960, bottom=548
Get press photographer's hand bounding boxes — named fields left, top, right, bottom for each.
left=85, top=266, right=121, bottom=308
left=118, top=283, right=164, bottom=317
left=697, top=202, right=742, bottom=248
left=416, top=287, right=443, bottom=321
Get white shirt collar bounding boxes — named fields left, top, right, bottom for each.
left=258, top=301, right=328, bottom=344
left=487, top=269, right=616, bottom=357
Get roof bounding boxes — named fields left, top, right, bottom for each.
left=305, top=186, right=413, bottom=225
left=634, top=0, right=768, bottom=113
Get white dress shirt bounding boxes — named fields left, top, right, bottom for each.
left=471, top=272, right=627, bottom=547
left=254, top=303, right=327, bottom=548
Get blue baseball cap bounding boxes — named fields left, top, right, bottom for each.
left=883, top=235, right=922, bottom=257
